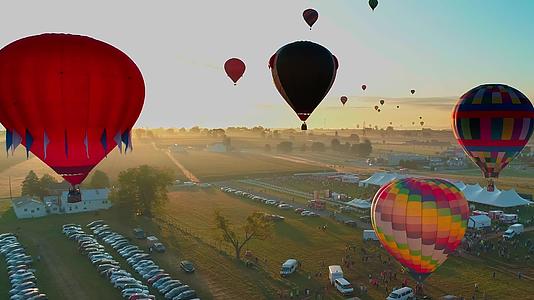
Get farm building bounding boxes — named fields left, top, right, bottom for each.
left=61, top=188, right=111, bottom=214
left=12, top=197, right=47, bottom=219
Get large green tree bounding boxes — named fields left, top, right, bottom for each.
left=38, top=174, right=59, bottom=199
left=110, top=165, right=173, bottom=217
left=21, top=171, right=41, bottom=198
left=89, top=170, right=111, bottom=189
left=215, top=211, right=273, bottom=260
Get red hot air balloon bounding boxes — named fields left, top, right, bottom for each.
left=269, top=41, right=338, bottom=130
left=0, top=34, right=145, bottom=193
left=340, top=96, right=348, bottom=106
left=224, top=58, right=246, bottom=85
left=361, top=84, right=367, bottom=91
left=303, top=9, right=319, bottom=30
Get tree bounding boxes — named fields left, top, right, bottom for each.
left=89, top=170, right=110, bottom=189
left=311, top=142, right=326, bottom=152
left=110, top=165, right=174, bottom=217
left=21, top=171, right=41, bottom=198
left=276, top=141, right=293, bottom=153
left=351, top=139, right=373, bottom=157
left=331, top=138, right=341, bottom=151
left=38, top=174, right=58, bottom=198
left=214, top=211, right=273, bottom=260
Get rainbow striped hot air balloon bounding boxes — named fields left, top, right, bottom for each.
left=371, top=178, right=469, bottom=282
left=452, top=84, right=534, bottom=191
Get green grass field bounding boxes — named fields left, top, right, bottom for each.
left=170, top=151, right=332, bottom=181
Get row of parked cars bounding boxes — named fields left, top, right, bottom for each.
left=1, top=233, right=47, bottom=300
left=220, top=187, right=320, bottom=217
left=63, top=222, right=157, bottom=300
left=88, top=220, right=199, bottom=300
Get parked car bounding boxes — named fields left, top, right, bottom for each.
left=179, top=260, right=195, bottom=273
left=174, top=289, right=197, bottom=300
left=133, top=228, right=146, bottom=239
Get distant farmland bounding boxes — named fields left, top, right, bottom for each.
left=170, top=151, right=332, bottom=181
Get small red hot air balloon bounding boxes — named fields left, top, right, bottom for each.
left=340, top=96, right=348, bottom=106
left=224, top=58, right=246, bottom=85
left=411, top=89, right=416, bottom=95
left=303, top=9, right=319, bottom=30
left=361, top=84, right=367, bottom=91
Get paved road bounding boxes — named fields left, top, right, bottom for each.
left=151, top=142, right=200, bottom=183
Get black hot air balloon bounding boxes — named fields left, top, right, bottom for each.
left=419, top=116, right=423, bottom=120
left=380, top=99, right=385, bottom=105
left=362, top=84, right=367, bottom=91
left=269, top=41, right=338, bottom=130
left=340, top=96, right=348, bottom=106
left=420, top=121, right=425, bottom=126
left=378, top=109, right=381, bottom=112
left=397, top=105, right=400, bottom=109
left=374, top=105, right=379, bottom=111
left=411, top=89, right=416, bottom=95
left=303, top=9, right=319, bottom=30
left=369, top=0, right=379, bottom=11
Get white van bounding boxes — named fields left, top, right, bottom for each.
left=503, top=223, right=524, bottom=239
left=334, top=278, right=354, bottom=296
left=387, top=287, right=414, bottom=300
left=280, top=259, right=298, bottom=277
left=328, top=265, right=344, bottom=285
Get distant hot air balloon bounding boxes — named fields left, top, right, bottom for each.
left=374, top=105, right=379, bottom=111
left=420, top=121, right=425, bottom=126
left=0, top=33, right=145, bottom=196
left=303, top=9, right=319, bottom=30
left=224, top=58, right=246, bottom=85
left=411, top=89, right=416, bottom=95
left=369, top=0, right=379, bottom=11
left=397, top=105, right=400, bottom=109
left=362, top=84, right=367, bottom=91
left=340, top=96, right=348, bottom=106
left=377, top=109, right=381, bottom=112
left=380, top=99, right=385, bottom=105
left=452, top=84, right=534, bottom=191
left=269, top=41, right=338, bottom=130
left=412, top=122, right=415, bottom=125
left=389, top=122, right=393, bottom=125
left=419, top=116, right=423, bottom=120
left=371, top=178, right=469, bottom=283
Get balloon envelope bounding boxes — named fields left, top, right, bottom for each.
left=362, top=84, right=367, bottom=91
left=369, top=0, right=378, bottom=11
left=371, top=178, right=469, bottom=282
left=380, top=99, right=385, bottom=105
left=224, top=58, right=246, bottom=84
left=0, top=33, right=145, bottom=185
left=269, top=41, right=338, bottom=126
left=374, top=105, right=379, bottom=111
left=411, top=89, right=416, bottom=95
left=340, top=96, right=348, bottom=105
left=452, top=84, right=534, bottom=182
left=303, top=9, right=319, bottom=29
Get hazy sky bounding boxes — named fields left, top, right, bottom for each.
left=1, top=1, right=533, bottom=130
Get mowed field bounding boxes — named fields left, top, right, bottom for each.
left=170, top=151, right=332, bottom=181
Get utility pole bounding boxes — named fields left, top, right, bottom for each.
left=9, top=176, right=13, bottom=201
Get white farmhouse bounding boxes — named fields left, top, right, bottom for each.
left=61, top=188, right=111, bottom=214
left=12, top=197, right=47, bottom=219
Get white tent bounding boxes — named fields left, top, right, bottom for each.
left=454, top=183, right=533, bottom=208
left=358, top=172, right=409, bottom=187
left=468, top=215, right=491, bottom=229
left=346, top=199, right=372, bottom=209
